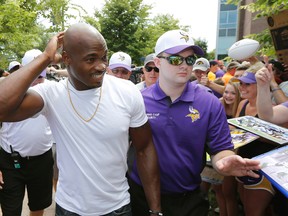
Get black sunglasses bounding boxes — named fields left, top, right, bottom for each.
left=158, top=55, right=196, bottom=66
left=145, top=66, right=159, bottom=72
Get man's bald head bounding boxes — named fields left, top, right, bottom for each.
left=63, top=23, right=107, bottom=54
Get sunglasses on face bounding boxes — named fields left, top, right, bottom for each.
left=158, top=55, right=196, bottom=66
left=145, top=66, right=159, bottom=72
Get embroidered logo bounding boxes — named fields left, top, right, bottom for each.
left=180, top=31, right=189, bottom=43
left=186, top=106, right=200, bottom=122
left=196, top=61, right=204, bottom=65
left=118, top=54, right=125, bottom=62
left=147, top=113, right=160, bottom=119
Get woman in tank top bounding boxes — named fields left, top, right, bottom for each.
left=234, top=62, right=275, bottom=216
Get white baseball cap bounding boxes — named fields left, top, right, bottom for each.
left=22, top=49, right=46, bottom=77
left=193, top=58, right=210, bottom=71
left=155, top=29, right=204, bottom=56
left=109, top=51, right=132, bottom=71
left=8, top=61, right=21, bottom=72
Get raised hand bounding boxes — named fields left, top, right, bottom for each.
left=43, top=32, right=64, bottom=64
left=255, top=65, right=273, bottom=87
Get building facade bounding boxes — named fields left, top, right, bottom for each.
left=215, top=0, right=267, bottom=60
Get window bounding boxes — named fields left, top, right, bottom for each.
left=219, top=29, right=226, bottom=37
left=228, top=11, right=237, bottom=23
left=227, top=29, right=236, bottom=36
left=220, top=11, right=228, bottom=24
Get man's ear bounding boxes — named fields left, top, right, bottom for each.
left=62, top=51, right=71, bottom=66
left=154, top=57, right=161, bottom=68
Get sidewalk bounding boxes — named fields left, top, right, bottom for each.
left=0, top=190, right=56, bottom=216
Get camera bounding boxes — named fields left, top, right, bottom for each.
left=130, top=66, right=143, bottom=84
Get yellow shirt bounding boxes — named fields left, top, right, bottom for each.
left=207, top=71, right=216, bottom=81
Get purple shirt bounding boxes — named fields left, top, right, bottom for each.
left=282, top=101, right=288, bottom=107
left=216, top=69, right=225, bottom=78
left=130, top=81, right=233, bottom=193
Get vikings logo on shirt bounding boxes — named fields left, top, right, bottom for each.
left=186, top=106, right=200, bottom=122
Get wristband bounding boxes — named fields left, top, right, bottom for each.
left=149, top=210, right=163, bottom=215
left=271, top=88, right=281, bottom=92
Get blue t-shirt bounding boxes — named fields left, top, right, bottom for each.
left=130, top=81, right=233, bottom=193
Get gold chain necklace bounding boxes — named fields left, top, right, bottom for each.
left=66, top=79, right=102, bottom=122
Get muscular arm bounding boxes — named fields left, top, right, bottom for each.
left=129, top=121, right=161, bottom=212
left=0, top=33, right=63, bottom=122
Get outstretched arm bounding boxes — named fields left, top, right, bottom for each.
left=212, top=150, right=260, bottom=177
left=199, top=75, right=225, bottom=95
left=0, top=32, right=64, bottom=122
left=129, top=121, right=161, bottom=213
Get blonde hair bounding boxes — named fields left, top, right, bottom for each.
left=222, top=80, right=241, bottom=117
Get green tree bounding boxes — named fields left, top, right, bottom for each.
left=194, top=38, right=208, bottom=58
left=93, top=0, right=151, bottom=65
left=0, top=0, right=88, bottom=69
left=0, top=0, right=43, bottom=69
left=92, top=0, right=183, bottom=65
left=38, top=0, right=87, bottom=32
left=141, top=14, right=184, bottom=58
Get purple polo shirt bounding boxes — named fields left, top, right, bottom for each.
left=130, top=81, right=233, bottom=194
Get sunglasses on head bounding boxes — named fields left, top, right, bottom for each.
left=145, top=66, right=159, bottom=72
left=158, top=55, right=196, bottom=66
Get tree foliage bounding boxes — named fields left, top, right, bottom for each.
left=227, top=0, right=288, bottom=17
left=0, top=0, right=42, bottom=68
left=0, top=0, right=87, bottom=69
left=38, top=0, right=87, bottom=32
left=92, top=0, right=184, bottom=65
left=92, top=0, right=150, bottom=65
left=0, top=0, right=224, bottom=69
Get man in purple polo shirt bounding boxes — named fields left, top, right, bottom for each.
left=129, top=29, right=261, bottom=216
